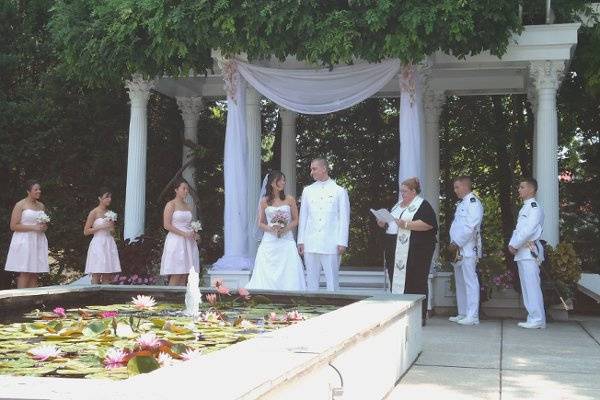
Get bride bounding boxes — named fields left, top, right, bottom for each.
left=247, top=171, right=307, bottom=291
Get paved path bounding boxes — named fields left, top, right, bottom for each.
left=386, top=316, right=600, bottom=400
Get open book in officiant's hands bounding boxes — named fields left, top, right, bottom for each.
left=370, top=208, right=396, bottom=224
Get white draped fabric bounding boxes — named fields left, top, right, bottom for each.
left=212, top=71, right=253, bottom=270
left=398, top=70, right=425, bottom=185
left=236, top=59, right=401, bottom=115
left=214, top=58, right=424, bottom=270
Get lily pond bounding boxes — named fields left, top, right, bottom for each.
left=0, top=293, right=339, bottom=380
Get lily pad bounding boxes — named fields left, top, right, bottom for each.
left=127, top=355, right=159, bottom=376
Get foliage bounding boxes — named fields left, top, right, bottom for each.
left=47, top=0, right=536, bottom=86
left=545, top=242, right=582, bottom=299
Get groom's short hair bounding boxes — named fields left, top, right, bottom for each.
left=311, top=158, right=329, bottom=172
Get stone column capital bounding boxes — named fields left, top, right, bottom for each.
left=529, top=61, right=565, bottom=92
left=125, top=74, right=156, bottom=107
left=176, top=96, right=204, bottom=126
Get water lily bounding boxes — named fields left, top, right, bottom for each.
left=52, top=307, right=66, bottom=318
left=137, top=332, right=160, bottom=349
left=181, top=348, right=202, bottom=361
left=28, top=345, right=62, bottom=361
left=103, top=348, right=128, bottom=369
left=214, top=279, right=230, bottom=295
left=200, top=311, right=220, bottom=323
left=238, top=287, right=251, bottom=300
left=131, top=295, right=156, bottom=310
left=206, top=293, right=217, bottom=305
left=239, top=319, right=254, bottom=329
left=158, top=352, right=174, bottom=367
left=285, top=311, right=305, bottom=322
left=100, top=311, right=119, bottom=318
left=268, top=312, right=279, bottom=322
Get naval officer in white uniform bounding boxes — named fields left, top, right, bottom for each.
left=509, top=178, right=546, bottom=329
left=297, top=158, right=350, bottom=291
left=448, top=176, right=484, bottom=326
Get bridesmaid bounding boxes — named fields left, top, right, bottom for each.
left=5, top=180, right=49, bottom=288
left=83, top=188, right=121, bottom=284
left=160, top=180, right=200, bottom=286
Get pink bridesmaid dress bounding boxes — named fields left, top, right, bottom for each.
left=160, top=210, right=200, bottom=275
left=5, top=209, right=49, bottom=273
left=84, top=218, right=121, bottom=274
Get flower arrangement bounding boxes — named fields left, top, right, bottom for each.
left=191, top=220, right=202, bottom=232
left=270, top=210, right=289, bottom=229
left=112, top=274, right=159, bottom=286
left=35, top=211, right=51, bottom=224
left=104, top=210, right=117, bottom=222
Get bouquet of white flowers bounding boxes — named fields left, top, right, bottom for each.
left=36, top=211, right=51, bottom=224
left=191, top=220, right=203, bottom=232
left=104, top=210, right=118, bottom=222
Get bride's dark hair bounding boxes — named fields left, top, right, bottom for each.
left=265, top=171, right=286, bottom=205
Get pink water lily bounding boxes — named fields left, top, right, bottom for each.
left=103, top=348, right=128, bottom=369
left=206, top=293, right=217, bottom=305
left=29, top=345, right=62, bottom=361
left=136, top=332, right=160, bottom=349
left=238, top=287, right=251, bottom=300
left=285, top=311, right=305, bottom=322
left=52, top=307, right=66, bottom=318
left=181, top=348, right=202, bottom=361
left=131, top=295, right=156, bottom=310
left=268, top=312, right=279, bottom=322
left=214, top=279, right=230, bottom=295
left=100, top=311, right=119, bottom=318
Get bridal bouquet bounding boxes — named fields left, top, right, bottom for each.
left=269, top=211, right=289, bottom=229
left=36, top=211, right=51, bottom=224
left=104, top=210, right=118, bottom=222
left=191, top=220, right=203, bottom=232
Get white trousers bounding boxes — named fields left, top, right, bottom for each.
left=517, top=259, right=546, bottom=325
left=453, top=256, right=479, bottom=319
left=304, top=253, right=340, bottom=291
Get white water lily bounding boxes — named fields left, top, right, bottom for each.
left=181, top=348, right=202, bottom=361
left=158, top=352, right=174, bottom=367
left=115, top=323, right=135, bottom=338
left=103, top=348, right=128, bottom=369
left=28, top=345, right=61, bottom=361
left=131, top=295, right=156, bottom=310
left=137, top=332, right=160, bottom=349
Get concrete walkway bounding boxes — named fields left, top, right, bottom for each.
left=386, top=316, right=600, bottom=400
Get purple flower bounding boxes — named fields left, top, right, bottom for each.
left=52, top=307, right=66, bottom=318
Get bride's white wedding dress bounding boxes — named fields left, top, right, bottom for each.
left=247, top=205, right=307, bottom=291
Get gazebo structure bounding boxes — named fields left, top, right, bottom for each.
left=121, top=22, right=580, bottom=272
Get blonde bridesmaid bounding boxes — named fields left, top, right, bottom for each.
left=160, top=180, right=200, bottom=286
left=5, top=180, right=49, bottom=288
left=84, top=188, right=121, bottom=284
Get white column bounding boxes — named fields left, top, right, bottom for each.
left=124, top=74, right=155, bottom=241
left=422, top=89, right=445, bottom=217
left=246, top=86, right=262, bottom=258
left=527, top=88, right=538, bottom=178
left=530, top=61, right=564, bottom=246
left=176, top=96, right=203, bottom=215
left=280, top=108, right=298, bottom=198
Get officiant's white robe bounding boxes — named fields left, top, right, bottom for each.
left=298, top=178, right=350, bottom=291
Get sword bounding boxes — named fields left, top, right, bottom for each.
left=528, top=241, right=569, bottom=311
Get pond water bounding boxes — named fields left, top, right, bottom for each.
left=0, top=295, right=341, bottom=380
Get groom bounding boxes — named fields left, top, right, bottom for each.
left=297, top=158, right=350, bottom=291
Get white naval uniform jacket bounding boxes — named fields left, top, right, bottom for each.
left=509, top=198, right=545, bottom=262
left=297, top=179, right=350, bottom=255
left=449, top=192, right=484, bottom=258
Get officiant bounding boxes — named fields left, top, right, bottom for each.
left=376, top=194, right=404, bottom=288
left=380, top=177, right=437, bottom=323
